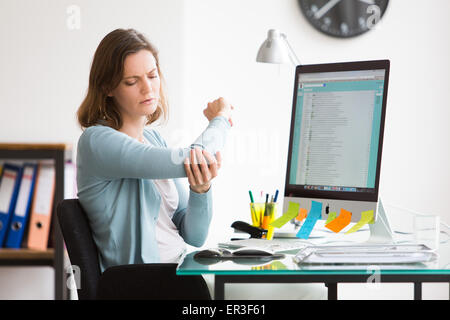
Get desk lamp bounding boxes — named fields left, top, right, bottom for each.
left=256, top=29, right=300, bottom=65
left=256, top=29, right=301, bottom=230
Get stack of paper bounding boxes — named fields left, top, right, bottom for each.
left=293, top=244, right=437, bottom=264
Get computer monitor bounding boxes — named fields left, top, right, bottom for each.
left=283, top=60, right=390, bottom=225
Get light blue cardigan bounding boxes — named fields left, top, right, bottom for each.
left=76, top=116, right=230, bottom=272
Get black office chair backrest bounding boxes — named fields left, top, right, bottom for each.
left=57, top=199, right=101, bottom=300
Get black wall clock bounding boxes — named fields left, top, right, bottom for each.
left=298, top=0, right=389, bottom=38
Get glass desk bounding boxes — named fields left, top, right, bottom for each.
left=177, top=205, right=450, bottom=300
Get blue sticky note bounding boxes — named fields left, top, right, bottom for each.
left=296, top=201, right=323, bottom=239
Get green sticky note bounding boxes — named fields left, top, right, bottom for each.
left=325, top=211, right=337, bottom=224
left=270, top=202, right=300, bottom=228
left=345, top=210, right=374, bottom=234
left=270, top=261, right=287, bottom=270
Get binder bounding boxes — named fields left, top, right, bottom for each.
left=0, top=163, right=24, bottom=246
left=26, top=162, right=55, bottom=250
left=5, top=163, right=38, bottom=248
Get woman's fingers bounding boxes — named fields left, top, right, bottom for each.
left=184, top=148, right=224, bottom=191
left=195, top=147, right=210, bottom=183
left=203, top=150, right=218, bottom=178
left=184, top=157, right=196, bottom=186
left=190, top=148, right=204, bottom=185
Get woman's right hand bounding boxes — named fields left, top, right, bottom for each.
left=184, top=148, right=222, bottom=194
left=203, top=97, right=234, bottom=126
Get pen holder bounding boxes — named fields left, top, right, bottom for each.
left=250, top=202, right=278, bottom=240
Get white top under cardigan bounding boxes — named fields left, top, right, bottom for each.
left=143, top=137, right=187, bottom=263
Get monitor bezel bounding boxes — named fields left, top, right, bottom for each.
left=284, top=59, right=390, bottom=203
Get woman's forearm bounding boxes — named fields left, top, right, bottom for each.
left=78, top=116, right=230, bottom=180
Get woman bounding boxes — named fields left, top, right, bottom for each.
left=76, top=28, right=232, bottom=273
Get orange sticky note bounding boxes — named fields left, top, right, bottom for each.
left=325, top=208, right=352, bottom=233
left=296, top=208, right=308, bottom=221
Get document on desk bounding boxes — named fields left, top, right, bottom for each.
left=219, top=238, right=312, bottom=253
left=293, top=244, right=437, bottom=264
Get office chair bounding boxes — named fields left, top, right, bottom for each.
left=56, top=199, right=211, bottom=300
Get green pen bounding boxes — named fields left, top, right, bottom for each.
left=249, top=190, right=258, bottom=225
left=248, top=190, right=255, bottom=203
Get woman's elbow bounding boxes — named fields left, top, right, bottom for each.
left=184, top=231, right=208, bottom=247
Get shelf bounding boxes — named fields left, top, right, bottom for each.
left=0, top=248, right=54, bottom=266
left=0, top=143, right=70, bottom=299
left=0, top=143, right=72, bottom=151
left=0, top=143, right=73, bottom=163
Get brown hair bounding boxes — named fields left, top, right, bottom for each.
left=77, top=28, right=168, bottom=130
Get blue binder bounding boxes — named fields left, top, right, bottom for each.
left=5, top=163, right=38, bottom=248
left=0, top=163, right=24, bottom=247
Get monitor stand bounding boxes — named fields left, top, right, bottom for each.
left=366, top=199, right=395, bottom=244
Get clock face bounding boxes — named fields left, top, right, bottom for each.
left=298, top=0, right=389, bottom=38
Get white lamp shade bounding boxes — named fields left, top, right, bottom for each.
left=256, top=29, right=291, bottom=64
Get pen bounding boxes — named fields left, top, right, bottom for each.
left=263, top=193, right=268, bottom=222
left=261, top=194, right=270, bottom=237
left=274, top=189, right=279, bottom=203
left=249, top=190, right=254, bottom=203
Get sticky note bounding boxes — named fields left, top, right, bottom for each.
left=296, top=201, right=323, bottom=239
left=345, top=210, right=374, bottom=234
left=270, top=202, right=299, bottom=228
left=325, top=211, right=337, bottom=224
left=296, top=208, right=308, bottom=221
left=270, top=261, right=287, bottom=270
left=325, top=208, right=352, bottom=233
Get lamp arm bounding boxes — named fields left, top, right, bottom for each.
left=281, top=33, right=301, bottom=65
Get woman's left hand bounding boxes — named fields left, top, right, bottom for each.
left=184, top=148, right=222, bottom=194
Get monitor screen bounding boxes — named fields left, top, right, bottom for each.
left=285, top=60, right=389, bottom=203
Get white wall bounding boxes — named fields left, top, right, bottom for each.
left=182, top=0, right=450, bottom=240
left=182, top=0, right=450, bottom=300
left=0, top=0, right=449, bottom=299
left=0, top=0, right=186, bottom=299
left=0, top=0, right=185, bottom=143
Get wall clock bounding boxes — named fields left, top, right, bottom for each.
left=298, top=0, right=389, bottom=38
